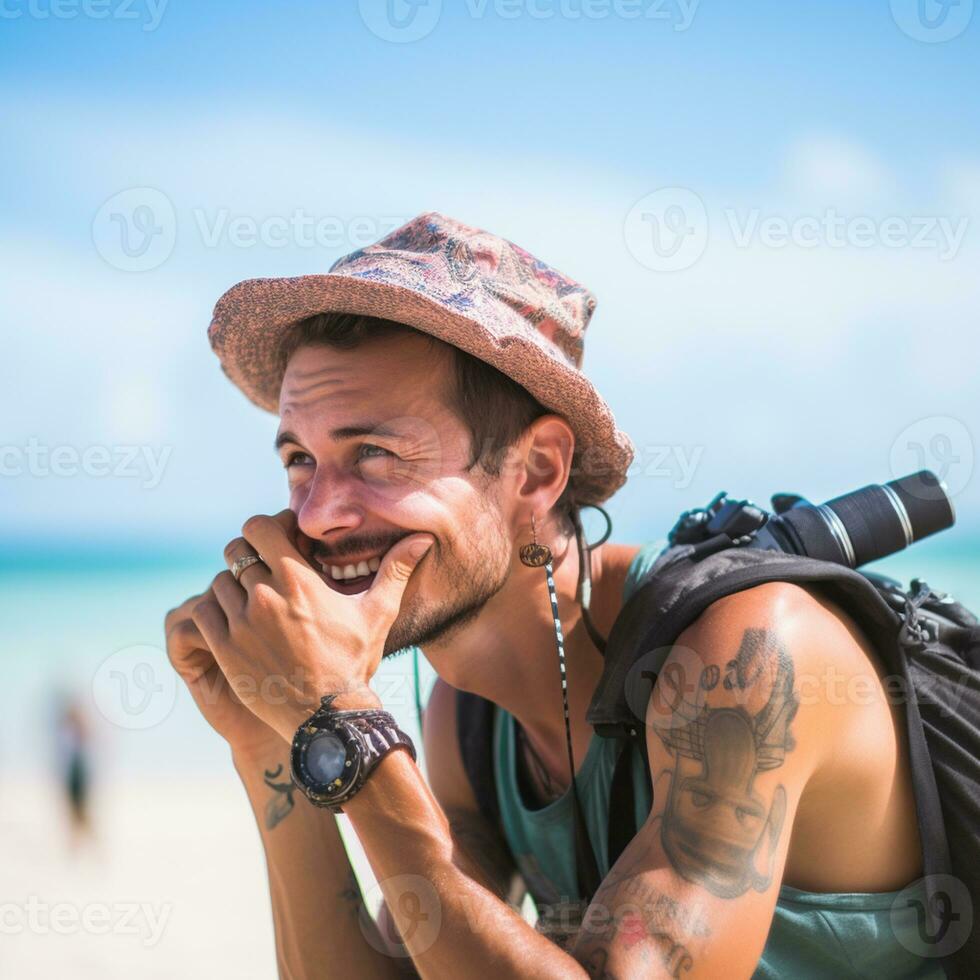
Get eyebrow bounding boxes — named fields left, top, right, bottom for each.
left=274, top=423, right=401, bottom=452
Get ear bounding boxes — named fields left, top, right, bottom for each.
left=515, top=414, right=575, bottom=514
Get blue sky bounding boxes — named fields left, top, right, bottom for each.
left=2, top=0, right=978, bottom=557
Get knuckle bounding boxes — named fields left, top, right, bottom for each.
left=241, top=514, right=266, bottom=537
left=166, top=620, right=199, bottom=661
left=164, top=593, right=199, bottom=632
left=223, top=537, right=244, bottom=562
left=249, top=582, right=277, bottom=612
left=192, top=598, right=215, bottom=621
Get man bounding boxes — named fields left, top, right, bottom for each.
left=165, top=213, right=935, bottom=977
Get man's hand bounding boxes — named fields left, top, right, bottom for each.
left=191, top=509, right=433, bottom=741
left=164, top=591, right=280, bottom=757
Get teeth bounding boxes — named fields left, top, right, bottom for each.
left=322, top=554, right=385, bottom=581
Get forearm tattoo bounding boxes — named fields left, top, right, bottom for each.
left=263, top=763, right=297, bottom=830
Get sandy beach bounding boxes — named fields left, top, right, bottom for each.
left=0, top=772, right=280, bottom=978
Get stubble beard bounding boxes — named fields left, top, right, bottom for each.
left=383, top=508, right=512, bottom=656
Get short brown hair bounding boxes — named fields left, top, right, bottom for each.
left=279, top=312, right=578, bottom=519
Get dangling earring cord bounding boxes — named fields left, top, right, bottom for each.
left=520, top=514, right=601, bottom=899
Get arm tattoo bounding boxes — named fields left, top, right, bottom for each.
left=653, top=627, right=798, bottom=898
left=445, top=808, right=521, bottom=903
left=339, top=867, right=363, bottom=918
left=573, top=629, right=793, bottom=974
left=262, top=763, right=297, bottom=831
left=578, top=851, right=704, bottom=977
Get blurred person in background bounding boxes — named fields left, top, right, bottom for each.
left=54, top=692, right=93, bottom=853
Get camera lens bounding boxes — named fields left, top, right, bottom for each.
left=762, top=470, right=954, bottom=568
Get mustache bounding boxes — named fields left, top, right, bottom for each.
left=309, top=531, right=413, bottom=563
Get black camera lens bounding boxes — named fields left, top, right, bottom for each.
left=755, top=470, right=954, bottom=568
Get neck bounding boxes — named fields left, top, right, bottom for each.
left=424, top=533, right=628, bottom=776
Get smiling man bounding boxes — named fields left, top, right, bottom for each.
left=165, top=213, right=938, bottom=978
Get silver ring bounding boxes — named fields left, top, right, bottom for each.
left=231, top=554, right=264, bottom=582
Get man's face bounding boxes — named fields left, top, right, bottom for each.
left=276, top=333, right=515, bottom=655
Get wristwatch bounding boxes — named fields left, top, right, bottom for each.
left=289, top=694, right=417, bottom=812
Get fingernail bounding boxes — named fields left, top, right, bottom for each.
left=409, top=538, right=433, bottom=560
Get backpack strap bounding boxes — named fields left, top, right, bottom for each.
left=606, top=734, right=648, bottom=870
left=455, top=689, right=501, bottom=831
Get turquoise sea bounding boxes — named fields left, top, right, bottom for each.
left=1, top=534, right=977, bottom=780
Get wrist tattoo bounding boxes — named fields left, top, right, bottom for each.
left=262, top=763, right=297, bottom=830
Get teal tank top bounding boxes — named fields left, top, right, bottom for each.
left=493, top=540, right=943, bottom=978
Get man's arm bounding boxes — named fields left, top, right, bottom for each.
left=421, top=679, right=526, bottom=902
left=232, top=739, right=418, bottom=979
left=571, top=582, right=825, bottom=977
left=165, top=590, right=412, bottom=979
left=343, top=584, right=832, bottom=979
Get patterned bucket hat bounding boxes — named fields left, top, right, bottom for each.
left=208, top=212, right=634, bottom=504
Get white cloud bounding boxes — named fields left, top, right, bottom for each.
left=781, top=134, right=894, bottom=202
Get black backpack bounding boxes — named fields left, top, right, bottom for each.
left=457, top=531, right=980, bottom=977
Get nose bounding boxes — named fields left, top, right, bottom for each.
left=294, top=466, right=365, bottom=541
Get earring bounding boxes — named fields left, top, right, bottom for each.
left=519, top=514, right=553, bottom=567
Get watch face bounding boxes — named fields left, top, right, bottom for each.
left=305, top=731, right=349, bottom=787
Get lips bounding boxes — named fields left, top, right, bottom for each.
left=322, top=569, right=377, bottom=595
left=313, top=549, right=388, bottom=595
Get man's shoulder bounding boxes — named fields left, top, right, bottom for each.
left=685, top=579, right=875, bottom=674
